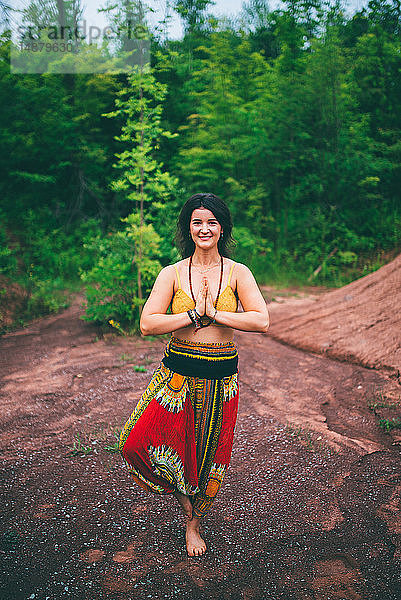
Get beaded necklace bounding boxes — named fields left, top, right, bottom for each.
left=189, top=254, right=223, bottom=309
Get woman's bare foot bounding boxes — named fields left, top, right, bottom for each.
left=186, top=516, right=206, bottom=556
left=173, top=490, right=193, bottom=519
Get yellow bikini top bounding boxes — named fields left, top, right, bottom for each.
left=171, top=262, right=238, bottom=317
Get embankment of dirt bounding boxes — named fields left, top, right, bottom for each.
left=0, top=275, right=27, bottom=331
left=267, top=254, right=401, bottom=378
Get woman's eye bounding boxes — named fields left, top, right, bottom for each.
left=191, top=220, right=218, bottom=226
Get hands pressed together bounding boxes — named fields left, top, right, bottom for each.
left=195, top=277, right=216, bottom=319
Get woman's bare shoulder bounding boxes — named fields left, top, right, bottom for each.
left=230, top=260, right=252, bottom=274
left=158, top=264, right=175, bottom=274
left=230, top=261, right=255, bottom=287
left=171, top=258, right=189, bottom=275
left=172, top=258, right=188, bottom=267
left=159, top=260, right=187, bottom=288
left=154, top=264, right=176, bottom=284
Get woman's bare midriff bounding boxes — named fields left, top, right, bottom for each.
left=172, top=323, right=234, bottom=344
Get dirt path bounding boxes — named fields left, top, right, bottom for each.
left=1, top=296, right=400, bottom=600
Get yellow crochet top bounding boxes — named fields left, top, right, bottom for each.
left=171, top=262, right=238, bottom=323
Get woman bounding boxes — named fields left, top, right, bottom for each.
left=119, top=193, right=269, bottom=557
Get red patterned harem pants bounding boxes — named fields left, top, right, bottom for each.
left=119, top=337, right=239, bottom=518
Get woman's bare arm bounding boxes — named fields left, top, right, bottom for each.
left=141, top=262, right=269, bottom=336
left=209, top=264, right=269, bottom=333
left=140, top=266, right=192, bottom=336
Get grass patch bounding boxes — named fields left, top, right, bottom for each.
left=378, top=418, right=401, bottom=432
left=67, top=425, right=123, bottom=459
left=367, top=388, right=400, bottom=411
left=67, top=433, right=93, bottom=457
left=284, top=422, right=335, bottom=454
left=67, top=425, right=122, bottom=456
left=104, top=429, right=122, bottom=453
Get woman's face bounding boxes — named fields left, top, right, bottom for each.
left=189, top=207, right=222, bottom=251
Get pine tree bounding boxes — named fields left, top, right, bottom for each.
left=102, top=62, right=178, bottom=307
left=173, top=0, right=215, bottom=34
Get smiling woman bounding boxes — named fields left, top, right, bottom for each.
left=119, top=193, right=269, bottom=557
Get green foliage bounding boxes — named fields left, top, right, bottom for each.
left=378, top=417, right=401, bottom=432
left=1, top=0, right=401, bottom=326
left=173, top=0, right=215, bottom=34
left=132, top=364, right=147, bottom=372
left=0, top=210, right=105, bottom=328
left=162, top=1, right=401, bottom=285
left=0, top=216, right=18, bottom=277
left=102, top=59, right=180, bottom=270
left=17, top=212, right=103, bottom=283
left=67, top=433, right=93, bottom=457
left=102, top=64, right=179, bottom=211
left=25, top=278, right=70, bottom=318
left=81, top=212, right=162, bottom=331
left=2, top=215, right=103, bottom=324
left=104, top=429, right=122, bottom=453
left=232, top=225, right=272, bottom=279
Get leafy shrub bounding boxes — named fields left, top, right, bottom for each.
left=0, top=214, right=18, bottom=277
left=19, top=212, right=102, bottom=283
left=0, top=242, right=17, bottom=277
left=81, top=212, right=162, bottom=332
left=232, top=225, right=272, bottom=280
left=25, top=278, right=70, bottom=318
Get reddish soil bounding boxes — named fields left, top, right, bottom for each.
left=1, top=262, right=401, bottom=600
left=0, top=275, right=28, bottom=331
left=266, top=254, right=401, bottom=377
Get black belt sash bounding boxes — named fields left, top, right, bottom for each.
left=162, top=345, right=238, bottom=379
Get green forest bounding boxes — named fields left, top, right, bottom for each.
left=1, top=0, right=400, bottom=333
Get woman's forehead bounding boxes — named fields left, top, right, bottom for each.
left=191, top=207, right=217, bottom=220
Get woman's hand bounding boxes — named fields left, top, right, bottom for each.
left=195, top=277, right=207, bottom=316
left=204, top=280, right=217, bottom=318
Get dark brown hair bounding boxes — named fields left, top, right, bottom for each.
left=175, top=193, right=234, bottom=258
